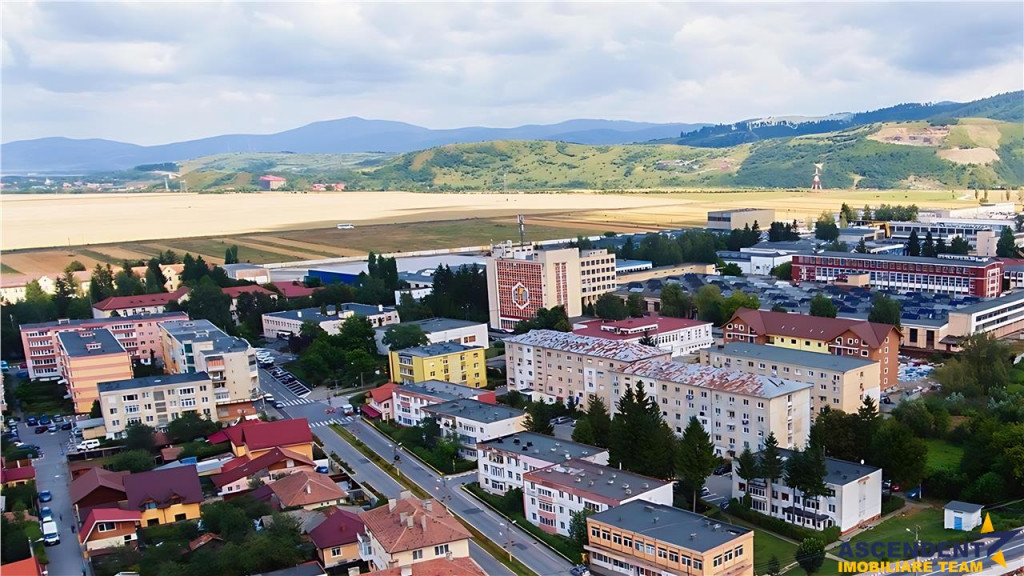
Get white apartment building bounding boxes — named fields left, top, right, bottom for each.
left=522, top=459, right=673, bottom=537
left=262, top=303, right=400, bottom=339
left=421, top=399, right=526, bottom=460
left=476, top=432, right=609, bottom=496
left=98, top=373, right=215, bottom=437
left=572, top=315, right=714, bottom=356
left=619, top=359, right=812, bottom=456
left=374, top=317, right=488, bottom=355
left=392, top=381, right=495, bottom=427
left=732, top=449, right=882, bottom=534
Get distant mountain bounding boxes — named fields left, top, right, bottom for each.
left=677, top=91, right=1024, bottom=147
left=0, top=118, right=705, bottom=173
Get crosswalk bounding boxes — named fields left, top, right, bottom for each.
left=309, top=417, right=355, bottom=428
left=276, top=398, right=315, bottom=407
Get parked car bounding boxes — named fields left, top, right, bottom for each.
left=701, top=486, right=711, bottom=497
left=42, top=520, right=60, bottom=546
left=570, top=566, right=591, bottom=576
left=26, top=417, right=38, bottom=426
left=60, top=422, right=73, bottom=431
left=52, top=415, right=64, bottom=423
left=34, top=426, right=48, bottom=434
left=46, top=424, right=58, bottom=433
left=272, top=401, right=284, bottom=409
left=39, top=506, right=54, bottom=523
left=315, top=465, right=329, bottom=474
left=713, top=464, right=731, bottom=475
left=39, top=415, right=51, bottom=425
left=37, top=490, right=52, bottom=503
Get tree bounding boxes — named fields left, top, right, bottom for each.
left=382, top=324, right=430, bottom=351
left=610, top=382, right=676, bottom=479
left=595, top=293, right=628, bottom=321
left=771, top=262, right=793, bottom=280
left=840, top=203, right=857, bottom=223
left=395, top=292, right=433, bottom=322
left=997, top=227, right=1019, bottom=257
left=124, top=422, right=156, bottom=452
left=676, top=416, right=717, bottom=512
left=720, top=262, right=744, bottom=277
left=861, top=205, right=872, bottom=220
left=568, top=509, right=595, bottom=547
left=185, top=277, right=233, bottom=330
left=0, top=514, right=30, bottom=564
left=949, top=236, right=971, bottom=255
left=814, top=212, right=839, bottom=242
left=855, top=238, right=868, bottom=253
left=810, top=407, right=859, bottom=462
left=336, top=316, right=376, bottom=355
left=108, top=449, right=156, bottom=473
left=720, top=292, right=760, bottom=325
left=694, top=284, right=724, bottom=324
left=514, top=306, right=571, bottom=333
left=659, top=283, right=692, bottom=318
left=224, top=245, right=240, bottom=265
left=795, top=537, right=826, bottom=575
left=767, top=555, right=782, bottom=576
left=922, top=231, right=936, bottom=257
left=759, top=432, right=784, bottom=513
left=869, top=420, right=927, bottom=488
left=201, top=500, right=252, bottom=543
left=168, top=412, right=220, bottom=443
left=523, top=402, right=554, bottom=435
left=809, top=293, right=837, bottom=318
left=571, top=417, right=596, bottom=445
left=735, top=447, right=760, bottom=506
left=638, top=332, right=656, bottom=347
left=907, top=230, right=921, bottom=256
left=582, top=395, right=611, bottom=448
left=934, top=333, right=1011, bottom=397
left=626, top=294, right=645, bottom=318
left=90, top=399, right=103, bottom=418
left=114, top=268, right=145, bottom=296
left=868, top=293, right=901, bottom=328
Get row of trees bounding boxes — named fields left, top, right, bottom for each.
left=905, top=230, right=971, bottom=257
left=394, top=264, right=488, bottom=323
left=767, top=221, right=802, bottom=242
left=290, top=317, right=379, bottom=387
left=618, top=230, right=728, bottom=266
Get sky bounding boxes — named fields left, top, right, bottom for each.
left=2, top=2, right=1022, bottom=145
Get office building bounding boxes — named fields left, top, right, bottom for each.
left=389, top=343, right=487, bottom=388
left=98, top=373, right=215, bottom=438
left=374, top=318, right=488, bottom=355
left=477, top=432, right=609, bottom=496
left=57, top=329, right=134, bottom=413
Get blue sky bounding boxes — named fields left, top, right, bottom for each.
left=2, top=2, right=1021, bottom=144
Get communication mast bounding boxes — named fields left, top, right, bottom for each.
left=812, top=163, right=824, bottom=190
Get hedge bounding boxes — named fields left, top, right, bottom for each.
left=727, top=499, right=840, bottom=545
left=882, top=495, right=906, bottom=516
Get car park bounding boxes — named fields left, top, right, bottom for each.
left=34, top=426, right=48, bottom=434
left=38, top=490, right=52, bottom=503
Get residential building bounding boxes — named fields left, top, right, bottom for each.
left=944, top=501, right=984, bottom=531
left=723, top=308, right=901, bottom=390
left=731, top=449, right=882, bottom=533
left=374, top=317, right=488, bottom=355
left=476, top=432, right=609, bottom=496
left=365, top=382, right=399, bottom=421
left=0, top=275, right=31, bottom=304
left=586, top=500, right=754, bottom=576
left=716, top=249, right=793, bottom=276
left=365, top=557, right=487, bottom=576
left=20, top=312, right=188, bottom=380
left=707, top=208, right=775, bottom=231
left=129, top=263, right=185, bottom=292
left=57, top=329, right=134, bottom=413
left=215, top=418, right=314, bottom=460
left=268, top=470, right=348, bottom=510
left=572, top=315, right=714, bottom=356
left=421, top=399, right=526, bottom=459
left=160, top=319, right=259, bottom=421
left=262, top=303, right=400, bottom=339
left=791, top=252, right=1004, bottom=298
left=98, top=373, right=215, bottom=437
left=70, top=468, right=129, bottom=522
left=91, top=287, right=191, bottom=318
left=269, top=281, right=320, bottom=299
left=309, top=507, right=365, bottom=570
left=358, top=495, right=472, bottom=571
left=0, top=464, right=35, bottom=487
left=389, top=343, right=486, bottom=388
left=212, top=447, right=315, bottom=496
left=123, top=465, right=203, bottom=526
left=703, top=342, right=880, bottom=417
left=503, top=329, right=670, bottom=407
left=619, top=359, right=812, bottom=455
left=523, top=459, right=673, bottom=537
left=485, top=241, right=616, bottom=330
left=222, top=263, right=272, bottom=284
left=78, top=509, right=142, bottom=557
left=259, top=174, right=287, bottom=190
left=392, top=380, right=496, bottom=427
left=222, top=285, right=278, bottom=319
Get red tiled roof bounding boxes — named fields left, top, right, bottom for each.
left=359, top=497, right=471, bottom=554
left=1, top=466, right=35, bottom=484
left=369, top=383, right=399, bottom=404
left=269, top=281, right=320, bottom=299
left=308, top=506, right=364, bottom=549
left=213, top=447, right=314, bottom=488
left=123, top=465, right=202, bottom=510
left=186, top=533, right=224, bottom=552
left=227, top=418, right=312, bottom=452
left=214, top=418, right=263, bottom=445
left=269, top=470, right=347, bottom=508
left=366, top=556, right=486, bottom=576
left=0, top=556, right=44, bottom=576
left=79, top=508, right=142, bottom=544
left=70, top=468, right=128, bottom=504
left=361, top=405, right=382, bottom=418
left=93, top=287, right=190, bottom=311
left=572, top=314, right=710, bottom=340
left=728, top=308, right=898, bottom=348
left=222, top=285, right=277, bottom=299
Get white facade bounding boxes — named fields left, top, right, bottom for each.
left=944, top=502, right=984, bottom=531
left=391, top=382, right=493, bottom=427
left=572, top=316, right=714, bottom=357
left=374, top=319, right=489, bottom=356
left=159, top=320, right=259, bottom=407
left=476, top=433, right=609, bottom=496
left=262, top=304, right=400, bottom=339
left=423, top=400, right=526, bottom=460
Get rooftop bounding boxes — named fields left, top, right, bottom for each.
left=394, top=380, right=490, bottom=402
left=79, top=508, right=141, bottom=545
left=622, top=359, right=812, bottom=399
left=57, top=328, right=125, bottom=357
left=269, top=470, right=347, bottom=508
left=161, top=319, right=251, bottom=353
left=525, top=459, right=671, bottom=501
left=268, top=281, right=320, bottom=299
left=212, top=447, right=315, bottom=488
left=375, top=317, right=484, bottom=334
left=945, top=501, right=984, bottom=514
left=92, top=287, right=190, bottom=311
left=572, top=315, right=710, bottom=341
left=395, top=342, right=481, bottom=357
left=220, top=418, right=313, bottom=451
left=506, top=329, right=668, bottom=363
left=369, top=382, right=399, bottom=404
left=801, top=251, right=999, bottom=267
left=19, top=311, right=188, bottom=331
left=123, top=465, right=203, bottom=510
left=479, top=432, right=606, bottom=464
left=713, top=342, right=876, bottom=372
left=422, top=398, right=525, bottom=424
left=308, top=507, right=364, bottom=549
left=766, top=448, right=880, bottom=486
left=266, top=303, right=394, bottom=323
left=590, top=500, right=751, bottom=553
left=98, top=372, right=211, bottom=394
left=222, top=285, right=277, bottom=299
left=365, top=557, right=486, bottom=576
left=949, top=290, right=1024, bottom=315
left=729, top=308, right=897, bottom=348
left=359, top=497, right=471, bottom=553
left=709, top=208, right=772, bottom=215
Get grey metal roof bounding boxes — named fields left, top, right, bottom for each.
left=616, top=259, right=653, bottom=268
left=525, top=459, right=671, bottom=502
left=98, top=372, right=211, bottom=393
left=422, top=398, right=525, bottom=424
left=57, top=328, right=125, bottom=357
left=716, top=342, right=875, bottom=373
left=622, top=359, right=812, bottom=399
left=161, top=319, right=249, bottom=353
left=266, top=303, right=394, bottom=323
left=20, top=312, right=187, bottom=330
left=949, top=290, right=1024, bottom=315
left=945, top=501, right=984, bottom=514
left=506, top=330, right=667, bottom=363
left=395, top=380, right=488, bottom=402
left=375, top=317, right=484, bottom=335
left=396, top=342, right=481, bottom=357
left=766, top=448, right=880, bottom=486
left=220, top=263, right=266, bottom=272
left=590, top=500, right=751, bottom=553
left=479, top=432, right=605, bottom=464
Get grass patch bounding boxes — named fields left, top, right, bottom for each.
left=0, top=263, right=21, bottom=274
left=76, top=248, right=124, bottom=265
left=465, top=482, right=582, bottom=563
left=161, top=237, right=287, bottom=264
left=923, top=438, right=964, bottom=472
left=783, top=558, right=841, bottom=576
left=843, top=508, right=970, bottom=561
left=369, top=419, right=477, bottom=475
left=14, top=378, right=74, bottom=416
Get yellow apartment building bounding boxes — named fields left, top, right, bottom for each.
left=389, top=343, right=486, bottom=388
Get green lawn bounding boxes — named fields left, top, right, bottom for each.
left=923, top=438, right=964, bottom=472
left=753, top=528, right=799, bottom=571
left=844, top=508, right=969, bottom=561
left=783, top=558, right=841, bottom=576
left=0, top=263, right=21, bottom=274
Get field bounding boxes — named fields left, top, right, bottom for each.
left=923, top=438, right=965, bottom=472
left=844, top=508, right=968, bottom=561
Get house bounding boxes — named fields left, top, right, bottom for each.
left=98, top=372, right=216, bottom=438
left=731, top=448, right=882, bottom=533
left=222, top=285, right=279, bottom=319
left=389, top=343, right=487, bottom=388
left=91, top=287, right=191, bottom=318
left=259, top=175, right=287, bottom=190
left=571, top=315, right=714, bottom=356
left=0, top=557, right=44, bottom=576
left=477, top=432, right=609, bottom=496
left=365, top=557, right=487, bottom=576
left=586, top=500, right=754, bottom=576
left=268, top=281, right=320, bottom=300
left=78, top=508, right=143, bottom=556
left=123, top=465, right=203, bottom=526
left=365, top=383, right=399, bottom=421
left=70, top=467, right=128, bottom=521
left=421, top=399, right=526, bottom=460
left=358, top=494, right=472, bottom=571
left=308, top=507, right=365, bottom=569
left=0, top=465, right=35, bottom=487
left=0, top=275, right=32, bottom=305
left=217, top=418, right=313, bottom=459
left=944, top=501, right=984, bottom=531
left=184, top=533, right=225, bottom=555
left=392, top=380, right=496, bottom=427
left=268, top=470, right=347, bottom=510
left=523, top=459, right=673, bottom=537
left=262, top=303, right=400, bottom=339
left=212, top=447, right=315, bottom=496
left=57, top=328, right=134, bottom=413
left=130, top=263, right=186, bottom=292
left=222, top=263, right=272, bottom=285
left=373, top=318, right=489, bottom=355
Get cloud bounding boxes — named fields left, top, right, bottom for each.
left=1, top=2, right=1020, bottom=144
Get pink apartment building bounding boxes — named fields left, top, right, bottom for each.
left=57, top=329, right=134, bottom=414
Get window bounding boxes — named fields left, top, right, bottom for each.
left=413, top=550, right=423, bottom=560
left=434, top=544, right=450, bottom=556
left=331, top=546, right=341, bottom=556
left=122, top=394, right=138, bottom=402
left=97, top=522, right=116, bottom=532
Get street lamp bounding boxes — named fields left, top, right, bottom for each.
left=499, top=522, right=515, bottom=561
left=906, top=525, right=921, bottom=576
left=389, top=442, right=402, bottom=477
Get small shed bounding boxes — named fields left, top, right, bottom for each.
left=944, top=500, right=983, bottom=531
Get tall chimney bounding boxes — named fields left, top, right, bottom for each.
left=389, top=500, right=397, bottom=512
left=423, top=500, right=433, bottom=512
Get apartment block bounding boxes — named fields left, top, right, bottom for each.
left=421, top=399, right=526, bottom=460
left=20, top=312, right=188, bottom=380
left=392, top=380, right=496, bottom=427
left=723, top=308, right=901, bottom=390
left=98, top=373, right=216, bottom=438
left=262, top=303, right=400, bottom=339
left=523, top=459, right=673, bottom=537
left=388, top=343, right=486, bottom=388
left=731, top=449, right=882, bottom=534
left=91, top=287, right=191, bottom=318
left=373, top=317, right=488, bottom=355
left=573, top=315, right=714, bottom=356
left=586, top=500, right=754, bottom=576
left=57, top=329, right=134, bottom=414
left=476, top=432, right=609, bottom=496
left=620, top=359, right=812, bottom=455
left=486, top=241, right=616, bottom=331
left=703, top=342, right=880, bottom=417
left=159, top=319, right=259, bottom=421
left=504, top=329, right=670, bottom=407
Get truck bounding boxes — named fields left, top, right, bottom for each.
left=42, top=520, right=60, bottom=546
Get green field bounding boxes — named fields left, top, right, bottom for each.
left=923, top=438, right=965, bottom=472
left=0, top=263, right=21, bottom=274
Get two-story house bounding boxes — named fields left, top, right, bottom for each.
left=358, top=494, right=472, bottom=571
left=78, top=509, right=143, bottom=557
left=123, top=465, right=203, bottom=526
